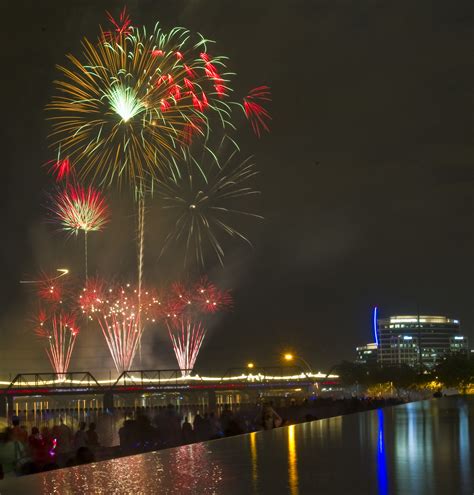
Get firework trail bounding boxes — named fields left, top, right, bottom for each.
left=167, top=317, right=206, bottom=374
left=34, top=311, right=79, bottom=376
left=103, top=7, right=133, bottom=41
left=79, top=279, right=160, bottom=372
left=20, top=268, right=69, bottom=286
left=161, top=278, right=232, bottom=374
left=49, top=183, right=109, bottom=279
left=243, top=86, right=271, bottom=138
left=26, top=271, right=78, bottom=376
left=137, top=192, right=146, bottom=363
left=48, top=157, right=72, bottom=182
left=156, top=135, right=263, bottom=266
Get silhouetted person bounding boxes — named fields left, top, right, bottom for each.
left=259, top=403, right=282, bottom=430
left=74, top=422, right=87, bottom=449
left=11, top=417, right=28, bottom=445
left=86, top=423, right=99, bottom=449
left=119, top=420, right=136, bottom=454
left=209, top=412, right=221, bottom=439
left=136, top=415, right=157, bottom=451
left=193, top=413, right=204, bottom=441
left=200, top=413, right=212, bottom=440
left=55, top=418, right=73, bottom=456
left=220, top=404, right=233, bottom=432
left=0, top=428, right=23, bottom=476
left=182, top=417, right=194, bottom=444
left=28, top=427, right=49, bottom=468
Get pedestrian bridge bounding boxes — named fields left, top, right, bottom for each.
left=0, top=367, right=339, bottom=412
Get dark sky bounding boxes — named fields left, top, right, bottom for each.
left=0, top=0, right=473, bottom=377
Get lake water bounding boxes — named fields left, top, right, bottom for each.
left=1, top=397, right=472, bottom=494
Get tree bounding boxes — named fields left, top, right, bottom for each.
left=334, top=361, right=369, bottom=387
left=436, top=355, right=474, bottom=394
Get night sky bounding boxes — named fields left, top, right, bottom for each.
left=0, top=0, right=473, bottom=377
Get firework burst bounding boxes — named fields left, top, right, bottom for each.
left=48, top=23, right=234, bottom=189
left=79, top=280, right=160, bottom=372
left=156, top=135, right=262, bottom=266
left=35, top=271, right=69, bottom=305
left=49, top=183, right=109, bottom=279
left=50, top=183, right=109, bottom=235
left=161, top=278, right=232, bottom=374
left=34, top=310, right=79, bottom=375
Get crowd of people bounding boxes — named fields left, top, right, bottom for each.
left=0, top=416, right=101, bottom=479
left=118, top=402, right=284, bottom=454
left=0, top=396, right=404, bottom=479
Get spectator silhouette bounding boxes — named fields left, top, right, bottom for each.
left=74, top=422, right=87, bottom=450
left=181, top=417, right=194, bottom=444
left=11, top=417, right=28, bottom=445
left=220, top=404, right=233, bottom=433
left=86, top=423, right=99, bottom=449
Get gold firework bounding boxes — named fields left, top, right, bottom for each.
left=48, top=25, right=233, bottom=189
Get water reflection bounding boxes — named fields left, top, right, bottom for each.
left=394, top=401, right=436, bottom=494
left=459, top=402, right=470, bottom=488
left=37, top=441, right=223, bottom=495
left=3, top=399, right=473, bottom=495
left=287, top=424, right=299, bottom=495
left=377, top=409, right=388, bottom=495
left=249, top=431, right=258, bottom=491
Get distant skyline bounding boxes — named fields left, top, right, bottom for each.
left=0, top=0, right=472, bottom=376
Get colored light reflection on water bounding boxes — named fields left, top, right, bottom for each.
left=287, top=424, right=299, bottom=495
left=377, top=408, right=388, bottom=495
left=1, top=398, right=473, bottom=494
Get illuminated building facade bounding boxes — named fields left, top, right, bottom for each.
left=355, top=343, right=378, bottom=364
left=376, top=315, right=468, bottom=367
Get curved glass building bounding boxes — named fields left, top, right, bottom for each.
left=376, top=315, right=468, bottom=367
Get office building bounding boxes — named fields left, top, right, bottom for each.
left=376, top=315, right=468, bottom=367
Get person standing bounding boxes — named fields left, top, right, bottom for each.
left=55, top=418, right=73, bottom=462
left=0, top=428, right=25, bottom=476
left=11, top=417, right=28, bottom=445
left=74, top=422, right=87, bottom=450
left=181, top=417, right=194, bottom=444
left=86, top=423, right=100, bottom=449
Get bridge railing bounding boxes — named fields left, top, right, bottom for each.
left=113, top=369, right=196, bottom=388
left=0, top=367, right=325, bottom=393
left=6, top=372, right=102, bottom=391
left=217, top=365, right=315, bottom=383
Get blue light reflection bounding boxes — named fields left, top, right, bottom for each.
left=377, top=409, right=388, bottom=495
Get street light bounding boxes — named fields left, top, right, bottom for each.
left=282, top=352, right=313, bottom=375
left=247, top=362, right=255, bottom=369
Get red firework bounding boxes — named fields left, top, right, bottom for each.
left=48, top=157, right=72, bottom=182
left=194, top=277, right=233, bottom=314
left=161, top=278, right=232, bottom=374
left=243, top=86, right=272, bottom=138
left=37, top=272, right=67, bottom=305
left=103, top=7, right=133, bottom=40
left=33, top=309, right=79, bottom=375
left=79, top=280, right=161, bottom=372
